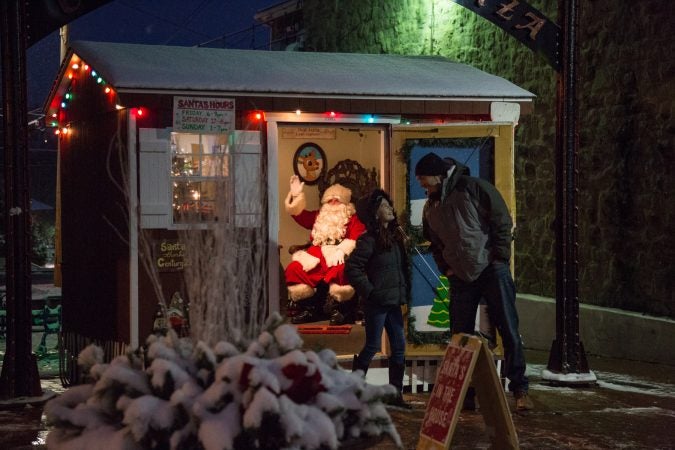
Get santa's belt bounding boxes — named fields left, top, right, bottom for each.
left=315, top=240, right=343, bottom=246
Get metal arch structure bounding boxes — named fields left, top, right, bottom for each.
left=25, top=0, right=114, bottom=47
left=449, top=0, right=595, bottom=383
left=1, top=0, right=113, bottom=399
left=449, top=0, right=561, bottom=71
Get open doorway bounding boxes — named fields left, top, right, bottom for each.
left=404, top=137, right=495, bottom=336
left=277, top=124, right=386, bottom=322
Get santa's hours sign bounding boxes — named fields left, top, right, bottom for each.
left=172, top=96, right=234, bottom=134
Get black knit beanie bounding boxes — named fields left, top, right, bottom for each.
left=415, top=152, right=449, bottom=177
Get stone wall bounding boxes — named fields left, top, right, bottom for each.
left=303, top=0, right=674, bottom=318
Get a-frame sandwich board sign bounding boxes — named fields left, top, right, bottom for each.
left=417, top=333, right=519, bottom=450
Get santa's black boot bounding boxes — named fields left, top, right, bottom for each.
left=324, top=296, right=340, bottom=323
left=291, top=298, right=320, bottom=324
left=328, top=298, right=345, bottom=325
left=285, top=300, right=300, bottom=319
left=329, top=299, right=357, bottom=325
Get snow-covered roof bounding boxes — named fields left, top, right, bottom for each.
left=61, top=40, right=534, bottom=101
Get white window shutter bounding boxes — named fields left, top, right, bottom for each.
left=139, top=128, right=171, bottom=229
left=231, top=130, right=262, bottom=227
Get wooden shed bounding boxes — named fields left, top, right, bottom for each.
left=44, top=41, right=534, bottom=369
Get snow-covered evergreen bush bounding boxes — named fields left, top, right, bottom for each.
left=45, top=314, right=402, bottom=449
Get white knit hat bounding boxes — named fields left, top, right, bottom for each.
left=321, top=183, right=352, bottom=204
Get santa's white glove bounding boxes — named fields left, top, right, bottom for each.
left=322, top=245, right=345, bottom=267
left=332, top=249, right=345, bottom=266
left=289, top=175, right=304, bottom=197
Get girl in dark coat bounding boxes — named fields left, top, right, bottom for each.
left=345, top=189, right=410, bottom=408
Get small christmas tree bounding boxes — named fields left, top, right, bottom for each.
left=426, top=275, right=450, bottom=328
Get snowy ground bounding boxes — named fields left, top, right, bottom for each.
left=1, top=342, right=675, bottom=449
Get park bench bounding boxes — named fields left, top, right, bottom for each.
left=0, top=293, right=62, bottom=354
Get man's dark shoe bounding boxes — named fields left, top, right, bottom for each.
left=462, top=386, right=477, bottom=411
left=514, top=391, right=534, bottom=411
left=462, top=395, right=476, bottom=411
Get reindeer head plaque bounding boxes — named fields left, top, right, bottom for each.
left=293, top=142, right=327, bottom=185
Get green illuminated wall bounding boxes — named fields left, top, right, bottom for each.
left=303, top=0, right=675, bottom=318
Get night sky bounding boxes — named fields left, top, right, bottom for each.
left=25, top=0, right=282, bottom=109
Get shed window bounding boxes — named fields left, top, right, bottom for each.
left=171, top=132, right=230, bottom=223
left=139, top=129, right=261, bottom=229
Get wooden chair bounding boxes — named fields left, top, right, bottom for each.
left=286, top=159, right=379, bottom=324
left=318, top=158, right=379, bottom=204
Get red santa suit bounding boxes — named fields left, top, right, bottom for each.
left=284, top=183, right=365, bottom=302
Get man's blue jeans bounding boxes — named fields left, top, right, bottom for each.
left=356, top=304, right=406, bottom=367
left=449, top=261, right=529, bottom=394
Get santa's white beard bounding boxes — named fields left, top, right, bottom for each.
left=312, top=202, right=355, bottom=245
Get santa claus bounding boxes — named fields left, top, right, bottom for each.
left=284, top=175, right=365, bottom=323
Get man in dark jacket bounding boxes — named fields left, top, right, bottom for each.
left=415, top=152, right=533, bottom=411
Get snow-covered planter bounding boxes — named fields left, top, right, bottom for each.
left=45, top=314, right=402, bottom=449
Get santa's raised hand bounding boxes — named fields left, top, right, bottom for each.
left=289, top=175, right=305, bottom=197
